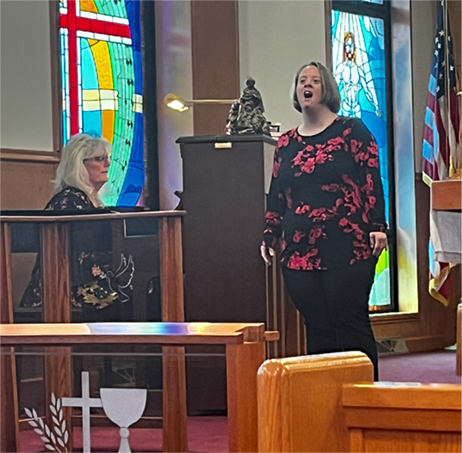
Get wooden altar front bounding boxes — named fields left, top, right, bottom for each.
left=0, top=210, right=186, bottom=452
left=1, top=321, right=278, bottom=453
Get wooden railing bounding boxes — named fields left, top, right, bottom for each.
left=0, top=321, right=278, bottom=453
left=0, top=210, right=186, bottom=452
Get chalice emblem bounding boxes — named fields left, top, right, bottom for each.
left=100, top=388, right=147, bottom=453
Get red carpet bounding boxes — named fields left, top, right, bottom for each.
left=20, top=416, right=229, bottom=453
left=379, top=350, right=461, bottom=384
left=19, top=350, right=460, bottom=452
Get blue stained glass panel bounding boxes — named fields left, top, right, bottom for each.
left=60, top=29, right=70, bottom=142
left=331, top=10, right=390, bottom=308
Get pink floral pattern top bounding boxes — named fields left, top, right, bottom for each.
left=263, top=117, right=387, bottom=271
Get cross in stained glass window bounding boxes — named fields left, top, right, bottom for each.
left=60, top=0, right=132, bottom=135
left=59, top=0, right=145, bottom=207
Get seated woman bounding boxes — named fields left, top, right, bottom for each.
left=20, top=133, right=134, bottom=322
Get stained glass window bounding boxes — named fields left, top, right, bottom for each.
left=331, top=5, right=393, bottom=310
left=59, top=0, right=144, bottom=207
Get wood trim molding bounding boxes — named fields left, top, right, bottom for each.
left=190, top=0, right=240, bottom=135
left=371, top=312, right=420, bottom=325
left=324, top=0, right=333, bottom=69
left=0, top=149, right=60, bottom=163
left=49, top=0, right=63, bottom=151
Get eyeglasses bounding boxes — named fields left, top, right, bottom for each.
left=85, top=154, right=111, bottom=163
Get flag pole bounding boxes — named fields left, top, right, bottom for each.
left=442, top=0, right=454, bottom=177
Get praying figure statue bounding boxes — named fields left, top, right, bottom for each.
left=226, top=77, right=271, bottom=136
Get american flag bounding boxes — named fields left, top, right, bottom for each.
left=423, top=0, right=460, bottom=182
left=423, top=0, right=460, bottom=305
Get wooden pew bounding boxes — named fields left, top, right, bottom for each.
left=343, top=382, right=462, bottom=453
left=257, top=354, right=461, bottom=453
left=257, top=352, right=373, bottom=452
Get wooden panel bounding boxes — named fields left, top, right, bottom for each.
left=193, top=104, right=232, bottom=136
left=0, top=159, right=57, bottom=210
left=41, top=222, right=73, bottom=451
left=431, top=179, right=462, bottom=211
left=343, top=383, right=462, bottom=411
left=344, top=383, right=462, bottom=453
left=352, top=429, right=461, bottom=453
left=257, top=352, right=373, bottom=453
left=159, top=216, right=184, bottom=322
left=162, top=345, right=187, bottom=453
left=0, top=223, right=20, bottom=453
left=41, top=223, right=71, bottom=322
left=159, top=216, right=186, bottom=450
left=226, top=341, right=266, bottom=453
left=1, top=210, right=186, bottom=223
left=191, top=0, right=239, bottom=135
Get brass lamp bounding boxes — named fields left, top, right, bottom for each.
left=165, top=93, right=236, bottom=112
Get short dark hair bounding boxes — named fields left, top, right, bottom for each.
left=292, top=61, right=340, bottom=114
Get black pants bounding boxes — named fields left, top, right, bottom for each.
left=282, top=259, right=379, bottom=380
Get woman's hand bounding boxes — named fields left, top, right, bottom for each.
left=260, top=244, right=275, bottom=266
left=369, top=231, right=388, bottom=257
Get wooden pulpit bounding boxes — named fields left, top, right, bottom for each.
left=177, top=134, right=306, bottom=412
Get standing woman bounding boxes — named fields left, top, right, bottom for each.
left=261, top=62, right=387, bottom=379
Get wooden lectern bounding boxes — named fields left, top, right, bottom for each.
left=177, top=134, right=306, bottom=412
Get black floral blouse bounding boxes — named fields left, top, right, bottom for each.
left=20, top=187, right=134, bottom=322
left=263, top=117, right=387, bottom=271
left=45, top=187, right=96, bottom=211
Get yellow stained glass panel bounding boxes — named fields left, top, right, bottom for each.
left=89, top=40, right=113, bottom=90
left=80, top=0, right=98, bottom=13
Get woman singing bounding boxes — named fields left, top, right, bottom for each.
left=261, top=62, right=387, bottom=379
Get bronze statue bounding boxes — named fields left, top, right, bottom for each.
left=226, top=77, right=271, bottom=136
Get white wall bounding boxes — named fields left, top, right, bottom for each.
left=239, top=0, right=326, bottom=132
left=155, top=0, right=194, bottom=210
left=0, top=0, right=54, bottom=151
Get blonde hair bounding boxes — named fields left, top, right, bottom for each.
left=53, top=134, right=112, bottom=206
